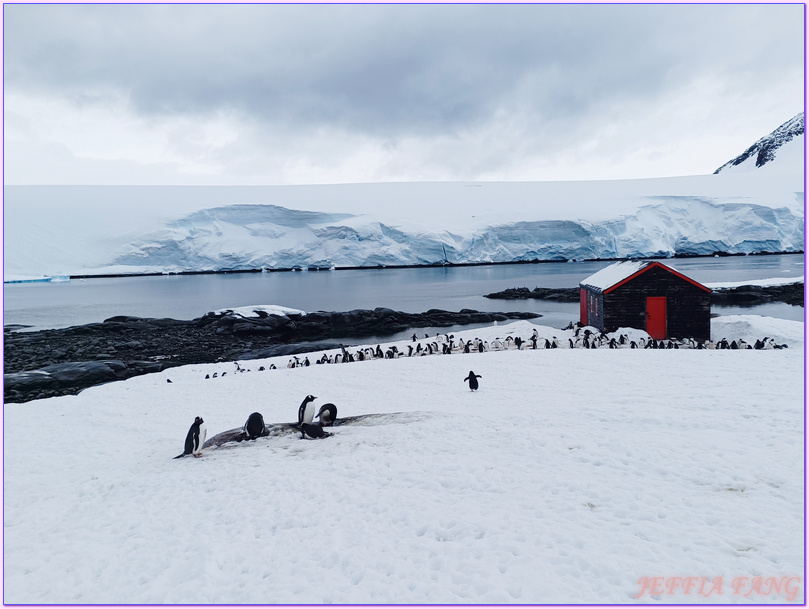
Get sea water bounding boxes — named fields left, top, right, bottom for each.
left=3, top=254, right=804, bottom=332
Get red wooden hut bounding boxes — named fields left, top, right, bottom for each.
left=579, top=260, right=712, bottom=341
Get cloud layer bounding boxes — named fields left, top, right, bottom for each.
left=4, top=4, right=804, bottom=185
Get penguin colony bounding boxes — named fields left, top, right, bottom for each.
left=196, top=328, right=787, bottom=385
left=180, top=326, right=788, bottom=457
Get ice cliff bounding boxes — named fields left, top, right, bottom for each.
left=109, top=196, right=803, bottom=272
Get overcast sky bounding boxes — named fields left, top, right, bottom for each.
left=3, top=3, right=804, bottom=185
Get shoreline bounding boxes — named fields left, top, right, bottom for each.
left=484, top=281, right=805, bottom=307
left=9, top=250, right=803, bottom=281
left=3, top=307, right=541, bottom=403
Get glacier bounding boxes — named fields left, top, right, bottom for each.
left=3, top=114, right=804, bottom=278
left=105, top=196, right=803, bottom=274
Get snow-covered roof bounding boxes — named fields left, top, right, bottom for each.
left=579, top=260, right=654, bottom=291
left=579, top=260, right=711, bottom=293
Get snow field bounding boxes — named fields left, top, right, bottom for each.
left=3, top=317, right=804, bottom=604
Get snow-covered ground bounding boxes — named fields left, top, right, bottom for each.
left=3, top=315, right=804, bottom=604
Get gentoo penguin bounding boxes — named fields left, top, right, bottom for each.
left=298, top=395, right=318, bottom=426
left=174, top=416, right=207, bottom=459
left=317, top=403, right=338, bottom=427
left=464, top=371, right=482, bottom=391
left=300, top=422, right=333, bottom=439
left=243, top=412, right=267, bottom=440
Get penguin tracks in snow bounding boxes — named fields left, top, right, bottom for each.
left=200, top=411, right=424, bottom=451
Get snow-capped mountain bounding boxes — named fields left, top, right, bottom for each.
left=4, top=114, right=804, bottom=277
left=714, top=112, right=804, bottom=174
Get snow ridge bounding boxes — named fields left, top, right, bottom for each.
left=714, top=112, right=805, bottom=174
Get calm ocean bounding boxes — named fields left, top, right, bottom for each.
left=3, top=254, right=804, bottom=332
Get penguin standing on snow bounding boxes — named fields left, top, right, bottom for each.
left=464, top=371, right=482, bottom=391
left=242, top=412, right=268, bottom=440
left=317, top=403, right=338, bottom=427
left=174, top=416, right=207, bottom=459
left=298, top=395, right=318, bottom=426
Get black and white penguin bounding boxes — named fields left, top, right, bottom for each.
left=317, top=403, right=338, bottom=427
left=243, top=412, right=267, bottom=440
left=298, top=395, right=318, bottom=426
left=300, top=422, right=333, bottom=439
left=174, top=416, right=207, bottom=459
left=464, top=371, right=482, bottom=391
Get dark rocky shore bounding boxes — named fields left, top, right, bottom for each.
left=484, top=282, right=805, bottom=307
left=4, top=307, right=539, bottom=404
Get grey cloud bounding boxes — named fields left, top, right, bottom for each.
left=3, top=3, right=803, bottom=185
left=5, top=3, right=802, bottom=141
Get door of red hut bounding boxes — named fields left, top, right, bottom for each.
left=645, top=297, right=667, bottom=339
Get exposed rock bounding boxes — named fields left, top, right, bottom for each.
left=4, top=307, right=540, bottom=404
left=484, top=287, right=580, bottom=301
left=709, top=282, right=804, bottom=307
left=485, top=283, right=804, bottom=307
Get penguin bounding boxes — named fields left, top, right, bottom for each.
left=298, top=395, right=318, bottom=426
left=300, top=422, right=333, bottom=439
left=464, top=371, right=482, bottom=391
left=243, top=412, right=267, bottom=440
left=174, top=416, right=207, bottom=459
left=317, top=403, right=338, bottom=427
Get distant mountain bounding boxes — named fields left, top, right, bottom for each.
left=714, top=112, right=804, bottom=174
